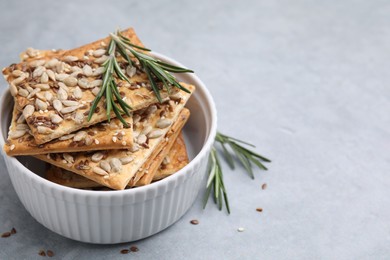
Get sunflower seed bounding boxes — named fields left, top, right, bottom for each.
left=93, top=49, right=106, bottom=57
left=78, top=78, right=91, bottom=89
left=44, top=91, right=53, bottom=101
left=46, top=58, right=58, bottom=68
left=70, top=66, right=82, bottom=73
left=18, top=88, right=29, bottom=98
left=156, top=118, right=172, bottom=129
left=58, top=134, right=75, bottom=141
left=63, top=76, right=78, bottom=87
left=91, top=152, right=104, bottom=162
left=73, top=131, right=87, bottom=142
left=61, top=106, right=79, bottom=114
left=50, top=114, right=63, bottom=124
left=27, top=88, right=40, bottom=99
left=64, top=56, right=79, bottom=62
left=63, top=153, right=74, bottom=163
left=94, top=55, right=108, bottom=64
left=9, top=129, right=27, bottom=139
left=146, top=105, right=157, bottom=116
left=35, top=83, right=50, bottom=90
left=37, top=126, right=53, bottom=134
left=133, top=114, right=141, bottom=124
left=26, top=86, right=33, bottom=93
left=16, top=123, right=29, bottom=130
left=56, top=62, right=65, bottom=73
left=36, top=92, right=46, bottom=101
left=53, top=99, right=63, bottom=112
left=16, top=114, right=25, bottom=124
left=141, top=126, right=153, bottom=136
left=148, top=129, right=164, bottom=139
left=62, top=100, right=79, bottom=107
left=82, top=65, right=93, bottom=76
left=93, top=167, right=108, bottom=176
left=9, top=83, right=18, bottom=96
left=58, top=81, right=69, bottom=91
left=90, top=80, right=102, bottom=88
left=29, top=59, right=45, bottom=68
left=126, top=66, right=136, bottom=78
left=73, top=87, right=82, bottom=99
left=12, top=74, right=27, bottom=85
left=74, top=111, right=84, bottom=124
left=110, top=158, right=122, bottom=172
left=91, top=87, right=100, bottom=96
left=40, top=72, right=49, bottom=83
left=55, top=73, right=68, bottom=81
left=35, top=98, right=48, bottom=111
left=136, top=134, right=147, bottom=144
left=23, top=105, right=35, bottom=119
left=57, top=87, right=68, bottom=101
left=46, top=69, right=56, bottom=81
left=70, top=71, right=81, bottom=78
left=130, top=143, right=140, bottom=152
left=12, top=70, right=24, bottom=77
left=120, top=156, right=134, bottom=165
left=26, top=47, right=39, bottom=57
left=99, top=161, right=111, bottom=173
left=92, top=67, right=104, bottom=77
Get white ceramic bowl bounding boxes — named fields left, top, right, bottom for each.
left=0, top=53, right=217, bottom=244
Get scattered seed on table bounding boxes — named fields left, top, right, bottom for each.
left=1, top=232, right=11, bottom=238
left=262, top=183, right=267, bottom=190
left=38, top=250, right=46, bottom=256
left=256, top=208, right=263, bottom=212
left=10, top=228, right=17, bottom=234
left=130, top=246, right=139, bottom=252
left=237, top=227, right=245, bottom=232
left=47, top=250, right=54, bottom=257
left=120, top=249, right=129, bottom=254
left=190, top=219, right=199, bottom=225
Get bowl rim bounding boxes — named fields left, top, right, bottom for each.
left=0, top=52, right=217, bottom=196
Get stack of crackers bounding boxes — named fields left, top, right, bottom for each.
left=2, top=28, right=193, bottom=190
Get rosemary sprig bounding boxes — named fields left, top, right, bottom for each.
left=88, top=30, right=194, bottom=124
left=87, top=39, right=132, bottom=127
left=204, top=132, right=271, bottom=213
left=203, top=147, right=230, bottom=213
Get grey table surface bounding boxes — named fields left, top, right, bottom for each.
left=0, top=0, right=389, bottom=259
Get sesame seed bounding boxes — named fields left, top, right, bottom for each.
left=262, top=183, right=267, bottom=190
left=94, top=139, right=100, bottom=144
left=256, top=208, right=263, bottom=212
left=112, top=136, right=117, bottom=143
left=237, top=227, right=245, bottom=232
left=10, top=144, right=15, bottom=151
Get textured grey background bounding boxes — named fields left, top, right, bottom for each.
left=0, top=0, right=389, bottom=259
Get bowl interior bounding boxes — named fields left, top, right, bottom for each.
left=0, top=53, right=216, bottom=188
